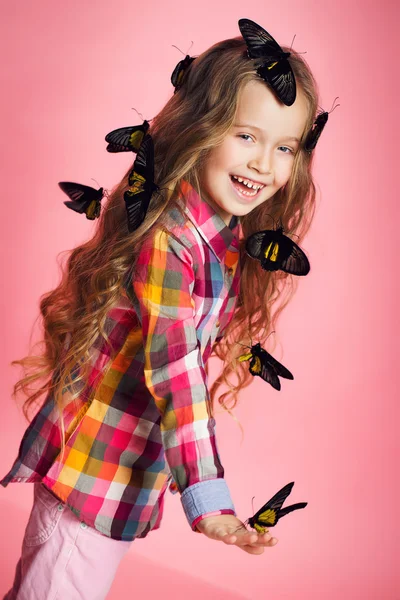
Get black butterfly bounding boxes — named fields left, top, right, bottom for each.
left=171, top=55, right=195, bottom=92
left=238, top=342, right=293, bottom=390
left=58, top=181, right=105, bottom=220
left=124, top=134, right=159, bottom=232
left=238, top=19, right=296, bottom=106
left=105, top=121, right=150, bottom=153
left=304, top=97, right=340, bottom=152
left=245, top=227, right=310, bottom=276
left=243, top=482, right=308, bottom=533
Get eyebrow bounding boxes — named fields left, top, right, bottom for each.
left=234, top=123, right=300, bottom=143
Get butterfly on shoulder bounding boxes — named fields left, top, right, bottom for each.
left=171, top=54, right=196, bottom=92
left=124, top=134, right=159, bottom=233
left=245, top=227, right=310, bottom=276
left=58, top=181, right=105, bottom=220
left=105, top=120, right=150, bottom=153
left=239, top=482, right=308, bottom=534
left=238, top=18, right=296, bottom=106
left=304, top=97, right=340, bottom=153
left=238, top=342, right=293, bottom=390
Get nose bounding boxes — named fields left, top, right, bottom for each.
left=248, top=149, right=273, bottom=176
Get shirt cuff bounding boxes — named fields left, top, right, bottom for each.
left=180, top=478, right=236, bottom=532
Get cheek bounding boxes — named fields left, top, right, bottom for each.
left=276, top=160, right=295, bottom=186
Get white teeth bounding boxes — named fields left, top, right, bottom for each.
left=232, top=174, right=264, bottom=190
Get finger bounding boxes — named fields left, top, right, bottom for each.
left=239, top=544, right=265, bottom=555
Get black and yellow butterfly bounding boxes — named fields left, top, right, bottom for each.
left=124, top=134, right=159, bottom=233
left=244, top=482, right=308, bottom=534
left=238, top=342, right=293, bottom=390
left=238, top=19, right=296, bottom=106
left=171, top=54, right=196, bottom=92
left=105, top=121, right=150, bottom=153
left=245, top=227, right=310, bottom=276
left=58, top=181, right=105, bottom=220
left=304, top=97, right=340, bottom=153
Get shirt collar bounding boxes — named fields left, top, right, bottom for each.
left=176, top=180, right=241, bottom=263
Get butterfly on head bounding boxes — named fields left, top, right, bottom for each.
left=171, top=55, right=196, bottom=93
left=238, top=342, right=293, bottom=390
left=245, top=226, right=310, bottom=276
left=238, top=18, right=296, bottom=106
left=242, top=482, right=308, bottom=534
left=105, top=120, right=150, bottom=154
left=304, top=97, right=340, bottom=153
left=124, top=134, right=159, bottom=233
left=59, top=181, right=105, bottom=220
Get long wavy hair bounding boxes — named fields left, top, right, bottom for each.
left=12, top=36, right=319, bottom=452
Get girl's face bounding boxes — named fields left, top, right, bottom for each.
left=199, top=79, right=309, bottom=225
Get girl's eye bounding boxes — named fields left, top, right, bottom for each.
left=279, top=146, right=295, bottom=154
left=238, top=134, right=254, bottom=142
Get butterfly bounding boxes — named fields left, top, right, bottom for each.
left=241, top=482, right=308, bottom=534
left=124, top=134, right=159, bottom=232
left=304, top=97, right=340, bottom=152
left=58, top=181, right=105, bottom=220
left=105, top=121, right=150, bottom=153
left=238, top=342, right=293, bottom=390
left=245, top=227, right=310, bottom=275
left=171, top=54, right=195, bottom=92
left=238, top=18, right=296, bottom=106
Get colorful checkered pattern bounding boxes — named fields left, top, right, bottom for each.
left=1, top=181, right=241, bottom=541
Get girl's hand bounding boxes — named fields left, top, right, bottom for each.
left=195, top=514, right=278, bottom=555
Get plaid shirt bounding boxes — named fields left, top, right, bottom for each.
left=1, top=181, right=242, bottom=541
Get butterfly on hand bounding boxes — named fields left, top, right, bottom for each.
left=245, top=227, right=310, bottom=276
left=242, top=482, right=308, bottom=534
left=58, top=181, right=105, bottom=220
left=171, top=55, right=195, bottom=92
left=238, top=342, right=293, bottom=390
left=238, top=18, right=296, bottom=106
left=124, top=134, right=159, bottom=233
left=105, top=121, right=150, bottom=153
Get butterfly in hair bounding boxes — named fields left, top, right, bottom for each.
left=304, top=97, right=340, bottom=152
left=238, top=482, right=308, bottom=534
left=245, top=227, right=310, bottom=275
left=238, top=18, right=296, bottom=106
left=58, top=181, right=105, bottom=220
left=105, top=121, right=150, bottom=153
left=124, top=134, right=159, bottom=232
left=238, top=342, right=293, bottom=390
left=171, top=55, right=196, bottom=92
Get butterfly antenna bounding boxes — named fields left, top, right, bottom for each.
left=266, top=330, right=276, bottom=342
left=171, top=44, right=186, bottom=56
left=251, top=496, right=255, bottom=515
left=235, top=341, right=251, bottom=350
left=131, top=107, right=145, bottom=121
left=330, top=96, right=340, bottom=113
left=90, top=178, right=101, bottom=189
left=289, top=34, right=296, bottom=51
left=187, top=40, right=194, bottom=53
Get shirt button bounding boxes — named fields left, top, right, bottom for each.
left=80, top=522, right=88, bottom=529
left=57, top=504, right=64, bottom=512
left=227, top=267, right=234, bottom=275
left=216, top=321, right=220, bottom=327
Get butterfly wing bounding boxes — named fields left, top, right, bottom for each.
left=171, top=55, right=195, bottom=91
left=262, top=349, right=294, bottom=380
left=250, top=482, right=295, bottom=529
left=124, top=135, right=158, bottom=232
left=304, top=112, right=329, bottom=152
left=105, top=122, right=149, bottom=153
left=59, top=182, right=103, bottom=220
left=246, top=230, right=284, bottom=272
left=238, top=19, right=283, bottom=58
left=249, top=353, right=281, bottom=390
left=279, top=237, right=310, bottom=276
left=258, top=61, right=296, bottom=106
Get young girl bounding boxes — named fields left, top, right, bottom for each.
left=2, top=21, right=320, bottom=600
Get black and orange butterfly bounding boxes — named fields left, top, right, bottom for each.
left=105, top=120, right=150, bottom=153
left=238, top=19, right=296, bottom=106
left=304, top=97, right=340, bottom=152
left=245, top=227, right=310, bottom=276
left=124, top=134, right=159, bottom=232
left=58, top=181, right=106, bottom=220
left=237, top=482, right=308, bottom=534
left=238, top=342, right=293, bottom=390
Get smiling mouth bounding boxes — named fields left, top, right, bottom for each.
left=230, top=174, right=266, bottom=197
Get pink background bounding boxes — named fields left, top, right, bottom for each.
left=0, top=0, right=398, bottom=598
